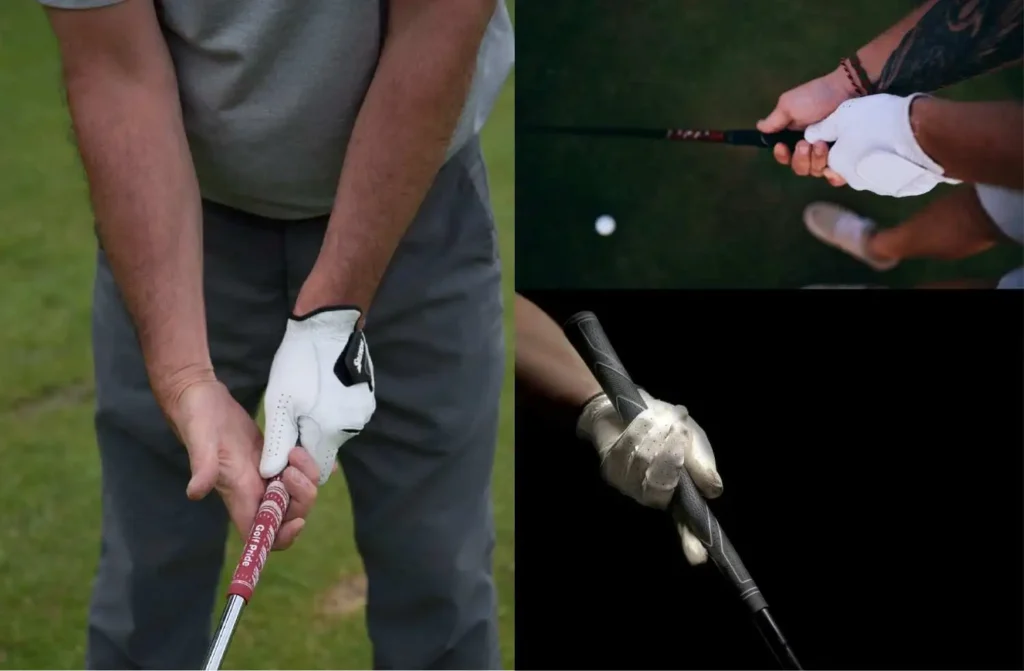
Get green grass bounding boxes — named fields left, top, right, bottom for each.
left=0, top=1, right=514, bottom=668
left=516, top=0, right=1023, bottom=289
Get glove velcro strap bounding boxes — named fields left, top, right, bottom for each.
left=335, top=329, right=373, bottom=391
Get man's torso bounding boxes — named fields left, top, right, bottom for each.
left=44, top=0, right=514, bottom=219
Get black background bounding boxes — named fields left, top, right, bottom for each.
left=515, top=290, right=1023, bottom=670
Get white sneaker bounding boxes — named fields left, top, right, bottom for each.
left=803, top=202, right=899, bottom=271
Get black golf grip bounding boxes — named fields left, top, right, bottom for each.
left=563, top=311, right=768, bottom=614
left=726, top=129, right=833, bottom=151
left=764, top=129, right=806, bottom=151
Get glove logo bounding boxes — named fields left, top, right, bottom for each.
left=353, top=338, right=366, bottom=374
left=335, top=329, right=374, bottom=391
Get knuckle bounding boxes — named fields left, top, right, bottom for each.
left=632, top=445, right=656, bottom=470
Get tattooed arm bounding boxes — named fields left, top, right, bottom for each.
left=760, top=0, right=1021, bottom=178
left=876, top=0, right=1023, bottom=95
left=853, top=0, right=941, bottom=81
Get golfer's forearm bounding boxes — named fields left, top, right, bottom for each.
left=514, top=295, right=602, bottom=410
left=295, top=0, right=494, bottom=316
left=855, top=0, right=940, bottom=81
left=68, top=79, right=211, bottom=398
left=876, top=0, right=1023, bottom=95
left=912, top=98, right=1024, bottom=188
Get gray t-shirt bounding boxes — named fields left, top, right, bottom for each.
left=40, top=0, right=514, bottom=219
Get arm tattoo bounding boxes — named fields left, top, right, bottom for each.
left=876, top=0, right=1023, bottom=95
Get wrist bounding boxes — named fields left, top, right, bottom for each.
left=575, top=392, right=610, bottom=440
left=826, top=65, right=860, bottom=100
left=295, top=281, right=363, bottom=321
left=286, top=305, right=362, bottom=336
left=577, top=390, right=606, bottom=418
left=149, top=361, right=217, bottom=410
left=294, top=273, right=339, bottom=317
left=295, top=261, right=371, bottom=321
left=853, top=45, right=886, bottom=84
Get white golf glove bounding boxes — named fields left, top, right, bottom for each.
left=577, top=389, right=723, bottom=565
left=805, top=93, right=961, bottom=197
left=261, top=307, right=376, bottom=485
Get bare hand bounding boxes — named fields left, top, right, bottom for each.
left=757, top=68, right=853, bottom=187
left=164, top=379, right=321, bottom=550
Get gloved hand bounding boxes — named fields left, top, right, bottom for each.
left=577, top=389, right=723, bottom=565
left=261, top=307, right=376, bottom=485
left=756, top=66, right=855, bottom=180
left=804, top=93, right=961, bottom=197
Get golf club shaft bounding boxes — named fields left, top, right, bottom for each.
left=563, top=312, right=801, bottom=671
left=202, top=477, right=291, bottom=671
left=204, top=594, right=245, bottom=670
left=521, top=123, right=815, bottom=151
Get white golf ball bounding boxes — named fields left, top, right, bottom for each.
left=595, top=215, right=616, bottom=236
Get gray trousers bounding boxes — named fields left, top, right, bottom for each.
left=86, top=138, right=504, bottom=670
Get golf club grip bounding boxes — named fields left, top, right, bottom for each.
left=727, top=129, right=834, bottom=152
left=563, top=311, right=767, bottom=614
left=763, top=129, right=805, bottom=150
left=226, top=477, right=290, bottom=602
left=564, top=312, right=647, bottom=424
left=669, top=476, right=767, bottom=612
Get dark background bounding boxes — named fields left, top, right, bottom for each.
left=515, top=290, right=1024, bottom=670
left=516, top=0, right=1024, bottom=289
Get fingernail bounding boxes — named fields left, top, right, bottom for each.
left=797, top=144, right=809, bottom=155
left=710, top=473, right=724, bottom=496
left=814, top=145, right=825, bottom=156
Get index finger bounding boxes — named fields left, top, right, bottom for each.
left=772, top=142, right=792, bottom=166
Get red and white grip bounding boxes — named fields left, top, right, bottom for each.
left=226, top=477, right=290, bottom=602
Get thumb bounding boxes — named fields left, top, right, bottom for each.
left=681, top=416, right=723, bottom=499
left=678, top=524, right=709, bottom=566
left=262, top=396, right=299, bottom=479
left=804, top=112, right=841, bottom=144
left=186, top=442, right=218, bottom=501
left=756, top=105, right=792, bottom=133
